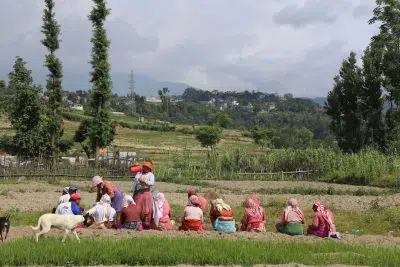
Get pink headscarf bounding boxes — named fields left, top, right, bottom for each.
left=314, top=201, right=334, bottom=232
left=92, top=176, right=103, bottom=187
left=245, top=197, right=263, bottom=219
left=188, top=195, right=200, bottom=207
left=285, top=198, right=304, bottom=222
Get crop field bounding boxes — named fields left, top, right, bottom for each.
left=2, top=116, right=400, bottom=266
left=0, top=178, right=400, bottom=266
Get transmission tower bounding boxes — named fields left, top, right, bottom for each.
left=129, top=70, right=136, bottom=115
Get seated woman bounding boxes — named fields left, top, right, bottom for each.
left=56, top=193, right=82, bottom=215
left=121, top=195, right=143, bottom=231
left=187, top=191, right=207, bottom=211
left=86, top=194, right=116, bottom=229
left=179, top=195, right=204, bottom=231
left=210, top=198, right=236, bottom=233
left=276, top=198, right=305, bottom=236
left=308, top=201, right=340, bottom=239
left=240, top=197, right=266, bottom=232
left=152, top=192, right=174, bottom=231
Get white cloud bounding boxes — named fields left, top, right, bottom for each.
left=0, top=0, right=379, bottom=96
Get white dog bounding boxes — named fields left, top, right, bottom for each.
left=31, top=213, right=85, bottom=243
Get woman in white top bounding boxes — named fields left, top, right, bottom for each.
left=86, top=194, right=116, bottom=229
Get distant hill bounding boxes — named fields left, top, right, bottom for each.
left=32, top=71, right=191, bottom=96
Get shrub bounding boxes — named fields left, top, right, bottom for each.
left=195, top=126, right=222, bottom=148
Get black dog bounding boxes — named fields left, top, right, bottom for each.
left=0, top=214, right=10, bottom=242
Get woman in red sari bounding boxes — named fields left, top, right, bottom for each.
left=179, top=195, right=204, bottom=231
left=240, top=197, right=266, bottom=232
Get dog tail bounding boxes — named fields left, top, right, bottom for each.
left=31, top=217, right=41, bottom=231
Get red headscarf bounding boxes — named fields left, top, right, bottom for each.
left=188, top=190, right=197, bottom=198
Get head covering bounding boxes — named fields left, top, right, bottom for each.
left=68, top=186, right=78, bottom=193
left=213, top=198, right=231, bottom=212
left=92, top=176, right=103, bottom=187
left=142, top=162, right=153, bottom=172
left=63, top=187, right=70, bottom=194
left=188, top=195, right=200, bottom=207
left=153, top=192, right=166, bottom=226
left=70, top=193, right=81, bottom=201
left=244, top=197, right=263, bottom=218
left=122, top=195, right=135, bottom=208
left=313, top=201, right=335, bottom=233
left=100, top=194, right=111, bottom=204
left=187, top=190, right=197, bottom=198
left=288, top=198, right=298, bottom=208
left=285, top=198, right=304, bottom=222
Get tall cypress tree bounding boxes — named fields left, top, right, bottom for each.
left=361, top=37, right=386, bottom=149
left=41, top=0, right=64, bottom=166
left=8, top=57, right=44, bottom=160
left=369, top=0, right=400, bottom=141
left=326, top=52, right=364, bottom=153
left=84, top=0, right=115, bottom=159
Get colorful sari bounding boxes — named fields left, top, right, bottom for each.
left=240, top=197, right=266, bottom=232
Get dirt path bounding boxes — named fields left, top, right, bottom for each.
left=6, top=226, right=400, bottom=247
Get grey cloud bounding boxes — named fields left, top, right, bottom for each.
left=273, top=0, right=338, bottom=28
left=353, top=4, right=371, bottom=18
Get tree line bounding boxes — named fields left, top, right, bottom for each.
left=326, top=0, right=400, bottom=153
left=0, top=0, right=114, bottom=166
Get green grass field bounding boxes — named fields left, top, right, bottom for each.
left=1, top=237, right=398, bottom=266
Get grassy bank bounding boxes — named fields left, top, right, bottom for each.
left=0, top=237, right=399, bottom=266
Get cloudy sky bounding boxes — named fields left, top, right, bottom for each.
left=0, top=0, right=378, bottom=97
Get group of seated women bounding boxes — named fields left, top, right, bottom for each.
left=53, top=174, right=339, bottom=239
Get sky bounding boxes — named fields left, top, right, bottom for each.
left=0, top=0, right=378, bottom=97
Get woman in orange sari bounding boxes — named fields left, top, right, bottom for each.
left=179, top=195, right=204, bottom=231
left=240, top=197, right=266, bottom=232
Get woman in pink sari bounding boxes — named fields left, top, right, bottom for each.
left=240, top=197, right=266, bottom=232
left=307, top=201, right=340, bottom=239
left=152, top=192, right=174, bottom=231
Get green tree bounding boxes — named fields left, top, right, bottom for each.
left=326, top=52, right=364, bottom=153
left=81, top=0, right=115, bottom=160
left=195, top=126, right=222, bottom=149
left=361, top=38, right=386, bottom=149
left=8, top=57, right=45, bottom=160
left=250, top=126, right=274, bottom=149
left=369, top=0, right=400, bottom=141
left=41, top=0, right=64, bottom=165
left=209, top=112, right=232, bottom=128
left=158, top=87, right=170, bottom=118
left=0, top=80, right=10, bottom=114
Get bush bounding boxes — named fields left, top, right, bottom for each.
left=195, top=126, right=222, bottom=148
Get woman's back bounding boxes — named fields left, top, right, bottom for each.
left=184, top=206, right=203, bottom=221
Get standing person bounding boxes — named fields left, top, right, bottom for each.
left=276, top=198, right=305, bottom=236
left=86, top=194, right=116, bottom=229
left=132, top=162, right=155, bottom=229
left=308, top=201, right=340, bottom=239
left=56, top=193, right=82, bottom=215
left=179, top=195, right=204, bottom=231
left=121, top=195, right=143, bottom=231
left=210, top=198, right=236, bottom=233
left=92, top=176, right=124, bottom=225
left=152, top=191, right=174, bottom=231
left=240, top=197, right=266, bottom=232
